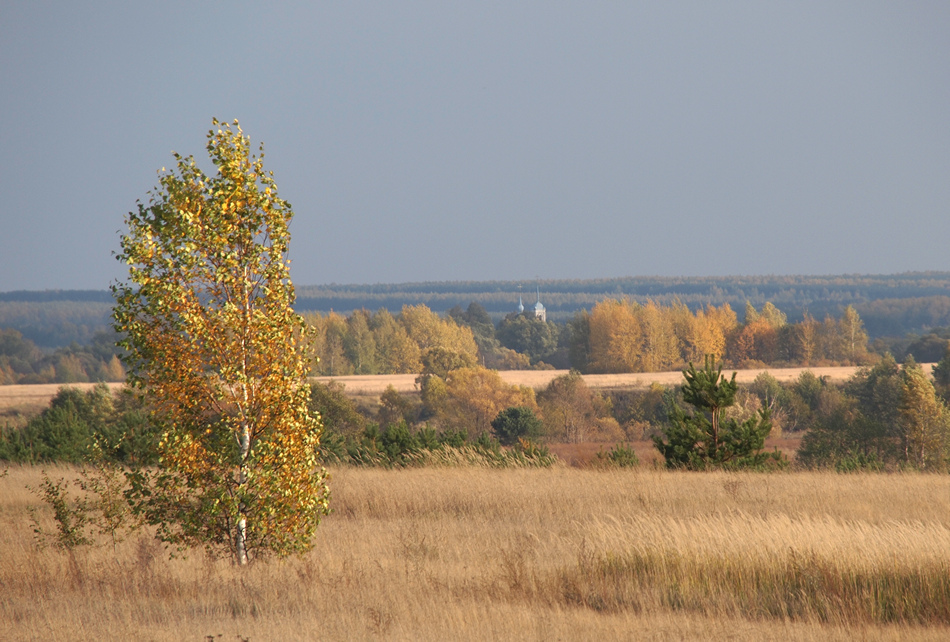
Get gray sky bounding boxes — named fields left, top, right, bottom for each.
left=2, top=2, right=948, bottom=291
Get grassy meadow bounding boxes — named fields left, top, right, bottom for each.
left=5, top=465, right=950, bottom=641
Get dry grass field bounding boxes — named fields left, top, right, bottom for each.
left=5, top=465, right=950, bottom=641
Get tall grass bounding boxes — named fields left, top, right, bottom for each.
left=3, top=465, right=950, bottom=640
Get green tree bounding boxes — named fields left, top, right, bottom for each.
left=567, top=310, right=592, bottom=373
left=447, top=302, right=495, bottom=344
left=796, top=394, right=867, bottom=469
left=309, top=381, right=366, bottom=438
left=0, top=384, right=156, bottom=465
left=0, top=385, right=110, bottom=463
left=932, top=346, right=950, bottom=403
left=377, top=385, right=417, bottom=428
left=491, top=406, right=544, bottom=446
left=653, top=356, right=783, bottom=470
left=496, top=313, right=559, bottom=365
left=844, top=354, right=903, bottom=459
left=797, top=356, right=903, bottom=468
left=113, top=120, right=329, bottom=565
left=343, top=309, right=377, bottom=374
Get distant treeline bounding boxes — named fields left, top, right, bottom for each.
left=295, top=273, right=950, bottom=328
left=0, top=300, right=114, bottom=348
left=0, top=328, right=125, bottom=385
left=304, top=300, right=878, bottom=377
left=4, top=273, right=950, bottom=348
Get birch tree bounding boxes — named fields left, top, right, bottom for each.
left=113, top=119, right=329, bottom=565
left=899, top=358, right=950, bottom=470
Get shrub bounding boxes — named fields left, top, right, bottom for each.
left=595, top=443, right=639, bottom=468
left=491, top=406, right=544, bottom=446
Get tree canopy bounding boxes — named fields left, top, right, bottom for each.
left=113, top=120, right=329, bottom=564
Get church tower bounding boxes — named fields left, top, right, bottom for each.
left=533, top=285, right=546, bottom=322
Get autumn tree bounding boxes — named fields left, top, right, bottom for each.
left=538, top=370, right=621, bottom=443
left=307, top=311, right=351, bottom=376
left=343, top=309, right=377, bottom=374
left=638, top=301, right=678, bottom=372
left=435, top=367, right=539, bottom=437
left=668, top=302, right=703, bottom=365
left=399, top=304, right=479, bottom=370
left=586, top=299, right=642, bottom=373
left=839, top=305, right=869, bottom=364
left=814, top=309, right=869, bottom=364
left=728, top=303, right=783, bottom=365
left=113, top=120, right=329, bottom=565
left=899, top=358, right=950, bottom=469
left=369, top=309, right=421, bottom=374
left=786, top=312, right=819, bottom=365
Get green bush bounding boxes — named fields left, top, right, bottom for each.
left=0, top=385, right=157, bottom=464
left=595, top=443, right=639, bottom=468
left=491, top=406, right=544, bottom=446
left=317, top=423, right=555, bottom=468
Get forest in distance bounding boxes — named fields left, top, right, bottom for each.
left=2, top=272, right=950, bottom=385
left=4, top=272, right=950, bottom=349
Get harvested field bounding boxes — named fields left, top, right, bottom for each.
left=2, top=365, right=934, bottom=412
left=0, top=382, right=125, bottom=424
left=0, top=382, right=125, bottom=406
left=311, top=364, right=918, bottom=395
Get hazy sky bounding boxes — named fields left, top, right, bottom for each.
left=2, top=2, right=948, bottom=291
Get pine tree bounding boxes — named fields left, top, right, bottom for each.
left=653, top=355, right=785, bottom=470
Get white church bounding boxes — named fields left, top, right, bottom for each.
left=517, top=286, right=546, bottom=322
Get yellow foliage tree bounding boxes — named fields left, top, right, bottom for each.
left=638, top=301, right=678, bottom=372
left=538, top=371, right=621, bottom=443
left=113, top=120, right=329, bottom=565
left=587, top=298, right=642, bottom=373
left=371, top=309, right=422, bottom=374
left=899, top=359, right=950, bottom=470
left=439, top=367, right=539, bottom=437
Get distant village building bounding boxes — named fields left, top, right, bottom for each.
left=516, top=286, right=546, bottom=322
left=533, top=288, right=546, bottom=322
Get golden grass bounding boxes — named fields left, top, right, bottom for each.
left=4, top=465, right=950, bottom=640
